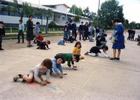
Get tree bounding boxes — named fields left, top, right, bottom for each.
left=98, top=0, right=124, bottom=29
left=13, top=0, right=23, bottom=20
left=74, top=16, right=80, bottom=22
left=124, top=19, right=129, bottom=29
left=83, top=7, right=90, bottom=17
left=129, top=21, right=136, bottom=29
left=69, top=5, right=83, bottom=16
left=22, top=2, right=33, bottom=17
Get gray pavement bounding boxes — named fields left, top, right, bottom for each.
left=0, top=35, right=140, bottom=100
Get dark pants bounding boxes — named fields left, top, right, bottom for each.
left=79, top=31, right=84, bottom=40
left=0, top=36, right=2, bottom=49
left=17, top=30, right=24, bottom=43
left=37, top=41, right=48, bottom=49
left=72, top=30, right=77, bottom=40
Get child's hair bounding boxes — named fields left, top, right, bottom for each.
left=41, top=58, right=52, bottom=69
left=29, top=15, right=32, bottom=18
left=36, top=22, right=40, bottom=25
left=46, top=40, right=51, bottom=44
left=102, top=45, right=108, bottom=51
left=0, top=21, right=4, bottom=24
left=19, top=20, right=22, bottom=23
left=74, top=41, right=82, bottom=48
left=55, top=54, right=65, bottom=63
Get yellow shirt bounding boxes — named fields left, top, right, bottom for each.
left=72, top=47, right=81, bottom=55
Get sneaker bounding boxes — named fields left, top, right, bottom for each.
left=27, top=45, right=33, bottom=47
left=110, top=57, right=116, bottom=60
left=13, top=76, right=18, bottom=82
left=72, top=66, right=78, bottom=70
left=115, top=58, right=120, bottom=60
left=0, top=48, right=4, bottom=50
left=18, top=74, right=23, bottom=78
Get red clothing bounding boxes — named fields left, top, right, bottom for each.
left=36, top=35, right=44, bottom=41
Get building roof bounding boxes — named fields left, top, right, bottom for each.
left=43, top=4, right=70, bottom=8
left=1, top=0, right=89, bottom=20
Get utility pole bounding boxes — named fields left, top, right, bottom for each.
left=97, top=0, right=100, bottom=27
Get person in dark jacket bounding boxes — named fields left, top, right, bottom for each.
left=26, top=15, right=34, bottom=47
left=0, top=21, right=5, bottom=50
left=84, top=22, right=89, bottom=40
left=78, top=22, right=84, bottom=40
left=71, top=22, right=77, bottom=41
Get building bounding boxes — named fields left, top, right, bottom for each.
left=0, top=0, right=90, bottom=27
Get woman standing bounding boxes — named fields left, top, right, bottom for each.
left=110, top=19, right=125, bottom=60
left=26, top=15, right=34, bottom=47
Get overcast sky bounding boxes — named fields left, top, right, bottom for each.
left=20, top=0, right=140, bottom=23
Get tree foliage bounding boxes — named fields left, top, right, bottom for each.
left=98, top=0, right=124, bottom=29
left=69, top=5, right=83, bottom=16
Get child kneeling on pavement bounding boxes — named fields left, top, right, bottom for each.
left=13, top=58, right=52, bottom=86
left=85, top=45, right=109, bottom=57
left=50, top=54, right=67, bottom=78
left=55, top=53, right=83, bottom=70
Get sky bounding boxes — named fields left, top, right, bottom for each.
left=20, top=0, right=140, bottom=23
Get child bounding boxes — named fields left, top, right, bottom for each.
left=55, top=53, right=81, bottom=70
left=34, top=22, right=40, bottom=37
left=0, top=21, right=5, bottom=50
left=50, top=54, right=66, bottom=78
left=35, top=35, right=50, bottom=50
left=57, top=39, right=65, bottom=45
left=13, top=58, right=52, bottom=86
left=84, top=45, right=109, bottom=57
left=96, top=33, right=107, bottom=48
left=73, top=41, right=82, bottom=61
left=17, top=20, right=24, bottom=43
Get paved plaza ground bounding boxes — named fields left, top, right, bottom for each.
left=0, top=34, right=140, bottom=100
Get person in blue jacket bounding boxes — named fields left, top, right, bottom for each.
left=110, top=19, right=125, bottom=60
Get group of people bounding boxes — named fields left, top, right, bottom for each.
left=13, top=41, right=83, bottom=86
left=127, top=29, right=140, bottom=46
left=13, top=18, right=126, bottom=86
left=0, top=17, right=126, bottom=86
left=63, top=20, right=95, bottom=43
left=17, top=16, right=51, bottom=50
left=127, top=29, right=135, bottom=41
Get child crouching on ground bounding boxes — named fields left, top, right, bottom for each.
left=50, top=54, right=66, bottom=78
left=35, top=35, right=50, bottom=50
left=84, top=45, right=109, bottom=57
left=55, top=53, right=82, bottom=70
left=13, top=58, right=52, bottom=86
left=57, top=39, right=65, bottom=45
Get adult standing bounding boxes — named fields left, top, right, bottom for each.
left=84, top=22, right=89, bottom=40
left=17, top=20, right=24, bottom=43
left=63, top=22, right=69, bottom=41
left=110, top=19, right=125, bottom=60
left=71, top=21, right=77, bottom=41
left=26, top=15, right=34, bottom=47
left=78, top=22, right=84, bottom=40
left=0, top=21, right=5, bottom=50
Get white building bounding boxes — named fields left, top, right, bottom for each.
left=0, top=0, right=90, bottom=26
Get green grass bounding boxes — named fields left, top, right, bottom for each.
left=3, top=31, right=63, bottom=40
